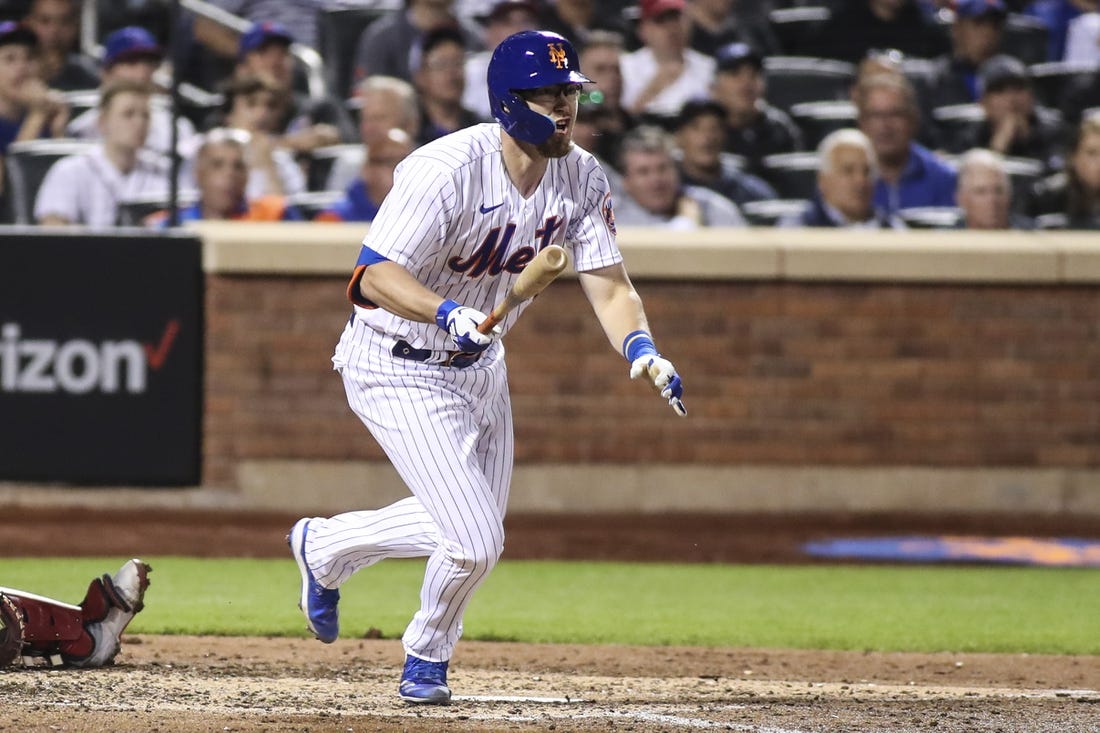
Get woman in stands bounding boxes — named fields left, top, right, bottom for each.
left=1030, top=114, right=1100, bottom=229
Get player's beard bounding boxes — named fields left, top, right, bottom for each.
left=536, top=133, right=574, bottom=159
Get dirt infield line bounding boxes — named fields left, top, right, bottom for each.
left=3, top=637, right=1099, bottom=732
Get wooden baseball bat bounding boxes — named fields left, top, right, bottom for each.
left=477, top=245, right=568, bottom=334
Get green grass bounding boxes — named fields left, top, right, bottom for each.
left=1, top=558, right=1096, bottom=655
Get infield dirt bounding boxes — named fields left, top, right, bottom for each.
left=2, top=507, right=1098, bottom=732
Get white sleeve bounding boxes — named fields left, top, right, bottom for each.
left=619, top=50, right=646, bottom=112
left=693, top=187, right=747, bottom=227
left=33, top=156, right=83, bottom=223
left=64, top=109, right=98, bottom=140
left=566, top=159, right=624, bottom=272
left=274, top=148, right=306, bottom=195
left=362, top=154, right=455, bottom=269
left=1064, top=13, right=1100, bottom=63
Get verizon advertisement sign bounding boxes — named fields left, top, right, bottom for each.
left=0, top=232, right=202, bottom=484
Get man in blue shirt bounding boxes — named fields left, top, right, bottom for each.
left=856, top=73, right=957, bottom=216
left=316, top=128, right=413, bottom=222
left=780, top=128, right=905, bottom=230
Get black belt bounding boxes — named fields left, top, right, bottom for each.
left=392, top=339, right=482, bottom=368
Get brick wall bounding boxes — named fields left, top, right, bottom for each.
left=203, top=275, right=1100, bottom=487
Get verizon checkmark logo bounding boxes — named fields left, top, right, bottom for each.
left=144, top=319, right=180, bottom=371
left=0, top=319, right=182, bottom=394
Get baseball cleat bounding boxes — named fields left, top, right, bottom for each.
left=107, top=558, right=151, bottom=613
left=399, top=655, right=452, bottom=704
left=287, top=518, right=340, bottom=643
left=77, top=559, right=152, bottom=668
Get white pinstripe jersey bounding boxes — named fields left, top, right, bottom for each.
left=348, top=123, right=623, bottom=353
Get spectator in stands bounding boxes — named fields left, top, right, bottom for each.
left=573, top=98, right=624, bottom=195
left=218, top=73, right=306, bottom=197
left=231, top=22, right=352, bottom=152
left=576, top=31, right=634, bottom=165
left=315, top=127, right=414, bottom=222
left=0, top=20, right=68, bottom=155
left=357, top=75, right=421, bottom=150
left=807, top=0, right=950, bottom=64
left=674, top=98, right=777, bottom=206
left=708, top=42, right=802, bottom=175
left=926, top=0, right=1008, bottom=109
left=463, top=0, right=539, bottom=121
left=781, top=128, right=905, bottom=228
left=352, top=0, right=482, bottom=87
left=1021, top=0, right=1088, bottom=62
left=855, top=73, right=957, bottom=215
left=686, top=0, right=779, bottom=57
left=539, top=0, right=630, bottom=48
left=1028, top=113, right=1100, bottom=228
left=66, top=26, right=199, bottom=157
left=164, top=127, right=302, bottom=223
left=852, top=48, right=940, bottom=149
left=955, top=147, right=1035, bottom=229
left=620, top=0, right=715, bottom=119
left=959, top=54, right=1065, bottom=172
left=34, top=80, right=168, bottom=227
left=22, top=0, right=98, bottom=90
left=1064, top=8, right=1100, bottom=63
left=412, top=27, right=480, bottom=145
left=326, top=75, right=422, bottom=192
left=615, top=124, right=746, bottom=227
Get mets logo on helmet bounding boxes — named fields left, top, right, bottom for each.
left=547, top=43, right=568, bottom=69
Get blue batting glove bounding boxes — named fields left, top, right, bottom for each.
left=630, top=355, right=687, bottom=417
left=436, top=299, right=501, bottom=353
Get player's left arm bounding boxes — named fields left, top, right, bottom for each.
left=578, top=262, right=686, bottom=416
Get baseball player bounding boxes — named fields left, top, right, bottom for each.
left=1, top=559, right=151, bottom=668
left=288, top=29, right=685, bottom=705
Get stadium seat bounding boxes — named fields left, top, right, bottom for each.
left=899, top=57, right=940, bottom=108
left=1002, top=13, right=1050, bottom=67
left=740, top=198, right=810, bottom=226
left=767, top=6, right=831, bottom=56
left=61, top=89, right=101, bottom=120
left=788, top=100, right=857, bottom=148
left=1001, top=156, right=1046, bottom=207
left=763, top=56, right=857, bottom=114
left=897, top=206, right=962, bottom=229
left=760, top=151, right=820, bottom=200
left=316, top=6, right=395, bottom=100
left=4, top=139, right=97, bottom=225
left=931, top=103, right=986, bottom=154
left=1034, top=212, right=1067, bottom=229
left=286, top=190, right=347, bottom=219
left=116, top=191, right=200, bottom=227
left=307, top=143, right=364, bottom=192
left=1028, top=61, right=1100, bottom=110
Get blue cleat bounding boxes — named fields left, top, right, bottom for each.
left=398, top=655, right=452, bottom=704
left=287, top=518, right=340, bottom=643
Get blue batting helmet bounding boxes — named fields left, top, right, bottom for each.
left=487, top=30, right=592, bottom=145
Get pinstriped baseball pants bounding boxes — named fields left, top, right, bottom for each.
left=304, top=319, right=514, bottom=662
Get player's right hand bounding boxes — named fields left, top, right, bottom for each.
left=630, top=355, right=687, bottom=417
left=436, top=299, right=502, bottom=353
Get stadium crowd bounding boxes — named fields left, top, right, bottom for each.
left=0, top=0, right=1099, bottom=230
